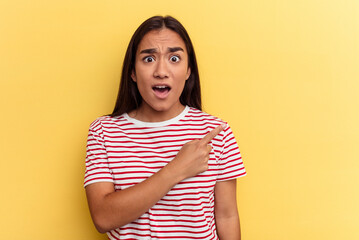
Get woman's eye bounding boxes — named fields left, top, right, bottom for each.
left=170, top=56, right=180, bottom=62
left=143, top=56, right=155, bottom=63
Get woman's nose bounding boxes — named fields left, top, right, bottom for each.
left=153, top=59, right=169, bottom=79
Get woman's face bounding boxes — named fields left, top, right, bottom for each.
left=131, top=28, right=191, bottom=121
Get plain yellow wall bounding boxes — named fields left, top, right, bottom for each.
left=1, top=0, right=358, bottom=239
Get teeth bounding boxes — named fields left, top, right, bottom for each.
left=154, top=86, right=168, bottom=89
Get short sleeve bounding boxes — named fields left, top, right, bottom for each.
left=217, top=125, right=247, bottom=182
left=84, top=119, right=114, bottom=188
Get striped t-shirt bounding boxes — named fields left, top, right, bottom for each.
left=84, top=106, right=246, bottom=239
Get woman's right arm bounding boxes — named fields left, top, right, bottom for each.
left=85, top=163, right=181, bottom=233
left=85, top=125, right=224, bottom=233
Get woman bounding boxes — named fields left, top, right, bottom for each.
left=84, top=15, right=246, bottom=239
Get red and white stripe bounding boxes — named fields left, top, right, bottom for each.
left=84, top=106, right=246, bottom=239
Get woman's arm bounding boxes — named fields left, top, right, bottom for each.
left=86, top=125, right=224, bottom=233
left=86, top=164, right=180, bottom=233
left=214, top=179, right=241, bottom=240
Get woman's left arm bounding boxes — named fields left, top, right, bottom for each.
left=214, top=179, right=241, bottom=240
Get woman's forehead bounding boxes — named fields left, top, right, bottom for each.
left=137, top=28, right=187, bottom=53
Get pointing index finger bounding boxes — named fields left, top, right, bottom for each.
left=201, top=124, right=226, bottom=145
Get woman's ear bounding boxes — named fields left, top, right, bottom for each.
left=186, top=67, right=191, bottom=80
left=131, top=70, right=137, bottom=82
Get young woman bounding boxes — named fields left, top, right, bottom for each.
left=84, top=16, right=246, bottom=240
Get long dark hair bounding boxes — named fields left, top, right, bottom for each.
left=110, top=15, right=201, bottom=117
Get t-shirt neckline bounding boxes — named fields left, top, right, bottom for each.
left=123, top=106, right=189, bottom=127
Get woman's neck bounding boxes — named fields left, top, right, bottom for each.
left=128, top=103, right=186, bottom=123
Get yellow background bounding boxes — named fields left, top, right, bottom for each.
left=1, top=0, right=358, bottom=239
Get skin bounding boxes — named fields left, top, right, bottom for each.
left=130, top=28, right=191, bottom=122
left=214, top=179, right=241, bottom=240
left=85, top=28, right=241, bottom=239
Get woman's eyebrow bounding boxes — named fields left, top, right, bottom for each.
left=139, top=47, right=184, bottom=54
left=140, top=48, right=157, bottom=54
left=168, top=47, right=184, bottom=53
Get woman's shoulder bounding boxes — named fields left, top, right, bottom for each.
left=88, top=114, right=128, bottom=130
left=185, top=107, right=235, bottom=144
left=186, top=107, right=228, bottom=125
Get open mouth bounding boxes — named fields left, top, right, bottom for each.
left=152, top=85, right=171, bottom=92
left=152, top=85, right=171, bottom=98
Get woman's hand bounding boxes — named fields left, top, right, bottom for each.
left=167, top=124, right=225, bottom=181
